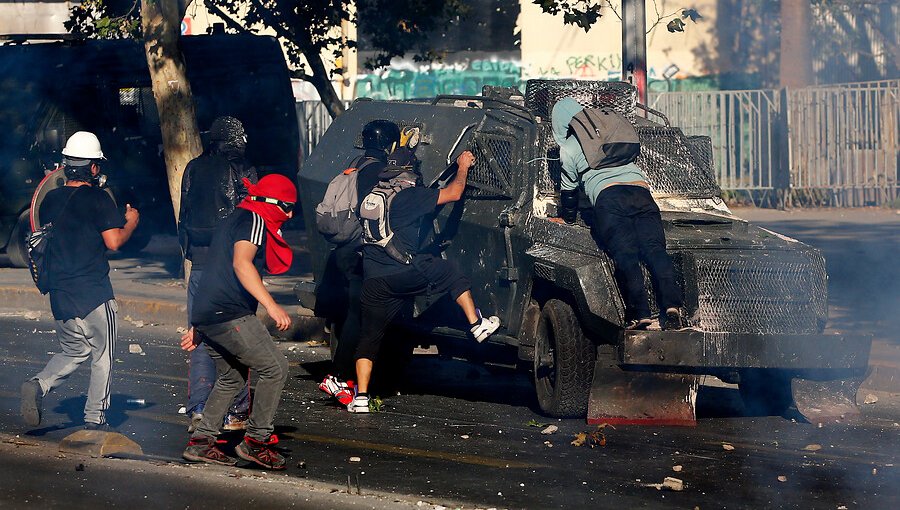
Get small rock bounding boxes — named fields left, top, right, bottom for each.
left=176, top=327, right=188, bottom=334
left=349, top=456, right=361, bottom=463
left=872, top=468, right=877, bottom=475
left=777, top=475, right=787, bottom=482
left=662, top=477, right=684, bottom=491
left=132, top=320, right=145, bottom=328
left=128, top=344, right=144, bottom=354
left=460, top=434, right=470, bottom=439
left=863, top=394, right=878, bottom=405
left=541, top=425, right=558, bottom=435
left=672, top=465, right=683, bottom=472
left=75, top=463, right=85, bottom=472
left=177, top=406, right=187, bottom=414
left=803, top=444, right=822, bottom=452
left=543, top=441, right=553, bottom=447
left=23, top=311, right=41, bottom=320
left=722, top=443, right=735, bottom=451
left=297, top=461, right=306, bottom=469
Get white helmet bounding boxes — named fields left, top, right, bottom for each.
left=61, top=131, right=105, bottom=160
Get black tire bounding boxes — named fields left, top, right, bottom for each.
left=7, top=212, right=31, bottom=268
left=739, top=369, right=793, bottom=416
left=533, top=299, right=595, bottom=417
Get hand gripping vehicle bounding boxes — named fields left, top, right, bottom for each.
left=297, top=80, right=872, bottom=425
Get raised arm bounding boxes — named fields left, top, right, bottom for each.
left=437, top=151, right=475, bottom=205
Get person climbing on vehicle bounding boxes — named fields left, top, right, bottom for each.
left=178, top=115, right=256, bottom=433
left=314, top=119, right=402, bottom=406
left=551, top=96, right=684, bottom=330
left=346, top=147, right=501, bottom=413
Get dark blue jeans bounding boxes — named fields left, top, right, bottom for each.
left=591, top=185, right=683, bottom=321
left=187, top=269, right=250, bottom=415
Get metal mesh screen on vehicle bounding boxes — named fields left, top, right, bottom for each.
left=468, top=132, right=516, bottom=197
left=635, top=126, right=721, bottom=198
left=682, top=251, right=828, bottom=334
left=524, top=80, right=637, bottom=121
left=534, top=122, right=562, bottom=196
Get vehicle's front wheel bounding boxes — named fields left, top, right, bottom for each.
left=6, top=212, right=31, bottom=268
left=533, top=299, right=595, bottom=417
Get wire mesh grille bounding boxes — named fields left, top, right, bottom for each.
left=524, top=80, right=637, bottom=121
left=687, top=252, right=828, bottom=334
left=635, top=126, right=721, bottom=198
left=535, top=122, right=561, bottom=196
left=468, top=133, right=515, bottom=197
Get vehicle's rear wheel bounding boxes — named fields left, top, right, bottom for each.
left=739, top=369, right=794, bottom=416
left=533, top=299, right=595, bottom=417
left=7, top=212, right=31, bottom=268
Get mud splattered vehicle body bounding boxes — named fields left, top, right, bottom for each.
left=298, top=80, right=871, bottom=424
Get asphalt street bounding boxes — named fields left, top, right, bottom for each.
left=0, top=207, right=898, bottom=508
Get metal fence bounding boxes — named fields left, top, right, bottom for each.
left=297, top=79, right=899, bottom=207
left=650, top=80, right=900, bottom=206
left=787, top=80, right=899, bottom=206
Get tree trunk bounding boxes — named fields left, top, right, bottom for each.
left=299, top=39, right=346, bottom=119
left=141, top=0, right=202, bottom=222
left=780, top=0, right=814, bottom=88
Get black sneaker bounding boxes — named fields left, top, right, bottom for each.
left=83, top=422, right=110, bottom=431
left=624, top=318, right=653, bottom=331
left=235, top=435, right=286, bottom=470
left=20, top=380, right=43, bottom=427
left=183, top=436, right=237, bottom=466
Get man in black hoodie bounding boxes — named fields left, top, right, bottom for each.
left=178, top=116, right=257, bottom=433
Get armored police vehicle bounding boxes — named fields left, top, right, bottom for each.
left=298, top=80, right=871, bottom=425
left=0, top=34, right=299, bottom=265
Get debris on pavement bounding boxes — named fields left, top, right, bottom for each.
left=803, top=444, right=822, bottom=452
left=23, top=310, right=41, bottom=320
left=176, top=327, right=188, bottom=334
left=460, top=435, right=470, bottom=439
left=349, top=456, right=361, bottom=463
left=526, top=419, right=549, bottom=428
left=297, top=461, right=306, bottom=469
left=4, top=438, right=39, bottom=447
left=541, top=425, right=558, bottom=435
left=777, top=475, right=787, bottom=482
left=177, top=406, right=187, bottom=414
left=306, top=340, right=326, bottom=347
left=128, top=344, right=144, bottom=355
left=647, top=477, right=684, bottom=491
left=75, top=463, right=85, bottom=472
left=672, top=465, right=683, bottom=472
left=722, top=443, right=735, bottom=451
left=571, top=424, right=610, bottom=448
left=544, top=441, right=553, bottom=447
left=863, top=394, right=878, bottom=405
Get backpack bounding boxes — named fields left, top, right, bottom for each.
left=357, top=169, right=418, bottom=265
left=315, top=155, right=380, bottom=245
left=27, top=188, right=80, bottom=295
left=568, top=108, right=640, bottom=171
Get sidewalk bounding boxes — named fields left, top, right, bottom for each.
left=0, top=231, right=327, bottom=342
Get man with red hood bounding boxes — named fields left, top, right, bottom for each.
left=181, top=174, right=296, bottom=470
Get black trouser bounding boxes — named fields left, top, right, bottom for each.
left=330, top=242, right=363, bottom=380
left=356, top=257, right=470, bottom=362
left=592, top=185, right=682, bottom=321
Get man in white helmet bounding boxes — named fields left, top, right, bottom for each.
left=20, top=131, right=140, bottom=430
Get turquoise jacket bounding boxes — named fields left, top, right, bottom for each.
left=551, top=97, right=647, bottom=205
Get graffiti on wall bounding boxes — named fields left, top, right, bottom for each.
left=356, top=58, right=523, bottom=100
left=355, top=54, right=676, bottom=99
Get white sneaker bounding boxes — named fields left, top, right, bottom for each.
left=347, top=395, right=370, bottom=413
left=470, top=315, right=501, bottom=343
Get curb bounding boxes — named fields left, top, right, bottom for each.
left=0, top=286, right=327, bottom=343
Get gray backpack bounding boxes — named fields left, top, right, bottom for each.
left=357, top=169, right=418, bottom=265
left=315, top=155, right=379, bottom=245
left=568, top=108, right=640, bottom=171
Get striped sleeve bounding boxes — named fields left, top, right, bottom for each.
left=249, top=212, right=265, bottom=246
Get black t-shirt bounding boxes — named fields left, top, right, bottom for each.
left=39, top=185, right=124, bottom=320
left=362, top=186, right=439, bottom=279
left=191, top=208, right=267, bottom=326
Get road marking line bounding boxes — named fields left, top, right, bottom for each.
left=282, top=431, right=544, bottom=469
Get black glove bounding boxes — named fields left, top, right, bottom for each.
left=559, top=189, right=579, bottom=224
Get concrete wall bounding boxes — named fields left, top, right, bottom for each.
left=0, top=1, right=77, bottom=35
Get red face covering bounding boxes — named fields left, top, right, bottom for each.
left=236, top=174, right=297, bottom=275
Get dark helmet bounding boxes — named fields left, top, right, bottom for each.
left=361, top=120, right=400, bottom=153
left=209, top=116, right=247, bottom=152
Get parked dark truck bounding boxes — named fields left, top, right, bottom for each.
left=297, top=80, right=872, bottom=425
left=0, top=34, right=299, bottom=265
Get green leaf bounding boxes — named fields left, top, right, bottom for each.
left=526, top=419, right=550, bottom=427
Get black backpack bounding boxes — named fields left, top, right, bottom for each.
left=27, top=188, right=80, bottom=294
left=568, top=108, right=640, bottom=171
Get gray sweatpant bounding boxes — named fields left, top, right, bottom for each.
left=33, top=299, right=118, bottom=425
